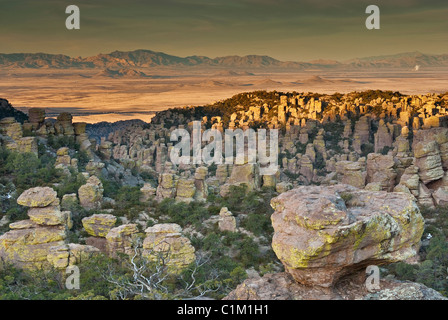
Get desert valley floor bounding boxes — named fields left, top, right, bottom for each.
left=2, top=67, right=447, bottom=123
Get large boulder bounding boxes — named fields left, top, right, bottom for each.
left=413, top=127, right=448, bottom=170
left=143, top=223, right=195, bottom=273
left=27, top=206, right=68, bottom=226
left=0, top=187, right=73, bottom=269
left=17, top=187, right=58, bottom=208
left=270, top=184, right=424, bottom=288
left=432, top=186, right=448, bottom=206
left=82, top=214, right=117, bottom=237
left=227, top=163, right=261, bottom=191
left=105, top=224, right=139, bottom=257
left=0, top=225, right=66, bottom=269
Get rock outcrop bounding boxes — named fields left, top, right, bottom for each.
left=78, top=175, right=104, bottom=210
left=47, top=243, right=100, bottom=269
left=218, top=207, right=237, bottom=232
left=224, top=272, right=446, bottom=300
left=270, top=184, right=424, bottom=288
left=225, top=184, right=440, bottom=300
left=105, top=224, right=139, bottom=257
left=143, top=223, right=195, bottom=273
left=366, top=154, right=397, bottom=192
left=0, top=187, right=72, bottom=269
left=82, top=214, right=117, bottom=237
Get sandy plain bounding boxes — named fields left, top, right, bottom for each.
left=1, top=67, right=447, bottom=123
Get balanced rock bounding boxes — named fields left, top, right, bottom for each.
left=0, top=186, right=75, bottom=269
left=17, top=187, right=58, bottom=208
left=270, top=184, right=424, bottom=288
left=0, top=225, right=66, bottom=269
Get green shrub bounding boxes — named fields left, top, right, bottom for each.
left=340, top=192, right=353, bottom=203
left=235, top=237, right=260, bottom=268
left=241, top=213, right=272, bottom=237
left=57, top=172, right=87, bottom=198
left=155, top=199, right=210, bottom=229
left=100, top=177, right=121, bottom=199
left=361, top=143, right=374, bottom=157
left=47, top=135, right=78, bottom=150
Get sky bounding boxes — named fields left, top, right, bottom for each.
left=0, top=0, right=447, bottom=61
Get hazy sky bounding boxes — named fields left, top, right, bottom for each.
left=1, top=0, right=447, bottom=61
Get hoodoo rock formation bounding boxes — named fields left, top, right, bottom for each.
left=225, top=185, right=445, bottom=300
left=270, top=185, right=423, bottom=288
left=2, top=91, right=448, bottom=299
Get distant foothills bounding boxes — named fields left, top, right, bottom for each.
left=0, top=49, right=447, bottom=70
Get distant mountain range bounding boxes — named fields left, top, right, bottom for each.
left=95, top=68, right=149, bottom=78
left=0, top=50, right=447, bottom=70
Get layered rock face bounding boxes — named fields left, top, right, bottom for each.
left=106, top=224, right=139, bottom=257
left=47, top=243, right=100, bottom=269
left=82, top=214, right=117, bottom=237
left=270, top=185, right=424, bottom=288
left=413, top=141, right=444, bottom=184
left=1, top=108, right=92, bottom=157
left=0, top=117, right=38, bottom=155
